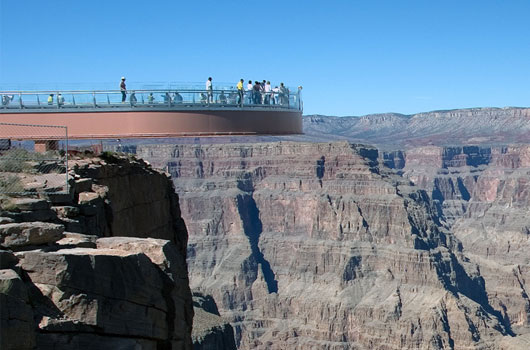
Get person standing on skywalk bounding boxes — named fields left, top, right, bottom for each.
left=120, top=77, right=127, bottom=103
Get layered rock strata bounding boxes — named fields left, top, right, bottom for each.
left=0, top=155, right=193, bottom=349
left=138, top=141, right=520, bottom=349
left=383, top=145, right=530, bottom=341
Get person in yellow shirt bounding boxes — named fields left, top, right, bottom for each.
left=236, top=79, right=244, bottom=106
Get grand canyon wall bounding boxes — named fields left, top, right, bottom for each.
left=381, top=145, right=530, bottom=344
left=137, top=141, right=529, bottom=349
left=0, top=155, right=194, bottom=349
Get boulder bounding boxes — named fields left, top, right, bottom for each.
left=0, top=269, right=36, bottom=350
left=96, top=237, right=188, bottom=278
left=96, top=237, right=193, bottom=346
left=17, top=248, right=169, bottom=340
left=19, top=209, right=57, bottom=222
left=73, top=178, right=93, bottom=194
left=12, top=198, right=50, bottom=211
left=0, top=222, right=64, bottom=248
left=56, top=232, right=97, bottom=248
left=78, top=191, right=100, bottom=205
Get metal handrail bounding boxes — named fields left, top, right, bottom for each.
left=0, top=88, right=292, bottom=95
left=0, top=88, right=303, bottom=111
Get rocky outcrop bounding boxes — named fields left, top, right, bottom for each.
left=192, top=292, right=237, bottom=350
left=0, top=155, right=193, bottom=349
left=0, top=267, right=35, bottom=350
left=0, top=222, right=64, bottom=249
left=138, top=141, right=519, bottom=349
left=15, top=237, right=192, bottom=349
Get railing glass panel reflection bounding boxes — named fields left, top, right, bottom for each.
left=0, top=87, right=303, bottom=112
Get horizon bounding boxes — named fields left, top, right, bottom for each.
left=2, top=1, right=530, bottom=117
left=304, top=105, right=530, bottom=118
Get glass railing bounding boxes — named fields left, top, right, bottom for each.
left=0, top=87, right=303, bottom=111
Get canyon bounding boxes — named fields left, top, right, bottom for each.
left=131, top=107, right=530, bottom=349
left=136, top=138, right=530, bottom=349
left=4, top=107, right=530, bottom=349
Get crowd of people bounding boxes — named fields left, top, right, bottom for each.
left=1, top=77, right=301, bottom=109
left=233, top=78, right=300, bottom=106
left=118, top=76, right=300, bottom=107
left=240, top=79, right=292, bottom=106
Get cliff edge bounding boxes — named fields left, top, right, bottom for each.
left=0, top=154, right=193, bottom=350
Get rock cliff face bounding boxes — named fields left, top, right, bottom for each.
left=382, top=145, right=530, bottom=343
left=137, top=141, right=523, bottom=349
left=192, top=292, right=237, bottom=350
left=0, top=155, right=193, bottom=349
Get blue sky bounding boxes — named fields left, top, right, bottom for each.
left=1, top=0, right=530, bottom=116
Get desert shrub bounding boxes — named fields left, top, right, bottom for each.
left=0, top=196, right=17, bottom=211
left=99, top=151, right=120, bottom=164
left=0, top=175, right=24, bottom=194
left=0, top=148, right=65, bottom=173
left=0, top=159, right=33, bottom=173
left=33, top=161, right=66, bottom=174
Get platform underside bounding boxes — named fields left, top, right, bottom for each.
left=0, top=108, right=303, bottom=139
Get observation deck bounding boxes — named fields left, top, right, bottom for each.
left=0, top=86, right=303, bottom=140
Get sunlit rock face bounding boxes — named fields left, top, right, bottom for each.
left=138, top=141, right=519, bottom=349
left=381, top=144, right=530, bottom=341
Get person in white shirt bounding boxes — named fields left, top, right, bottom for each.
left=246, top=80, right=253, bottom=104
left=206, top=77, right=213, bottom=103
left=272, top=86, right=279, bottom=105
left=260, top=80, right=266, bottom=104
left=264, top=81, right=272, bottom=104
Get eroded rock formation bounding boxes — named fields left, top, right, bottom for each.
left=381, top=144, right=530, bottom=345
left=138, top=141, right=524, bottom=349
left=192, top=292, right=237, bottom=350
left=0, top=155, right=193, bottom=349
